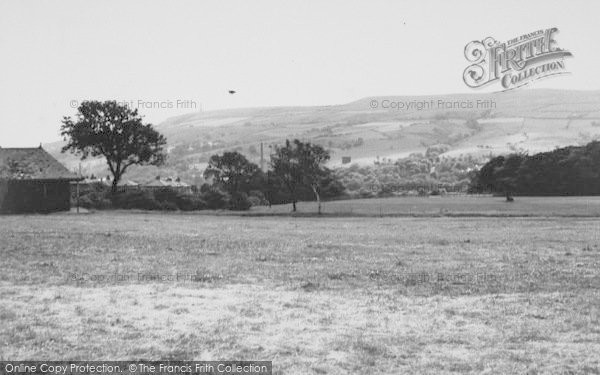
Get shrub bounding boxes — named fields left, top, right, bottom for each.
left=177, top=195, right=207, bottom=211
left=72, top=183, right=112, bottom=209
left=229, top=192, right=252, bottom=211
left=247, top=195, right=262, bottom=207
left=358, top=188, right=376, bottom=199
left=76, top=183, right=245, bottom=211
left=149, top=187, right=212, bottom=211
left=248, top=190, right=268, bottom=205
left=201, top=189, right=230, bottom=209
left=199, top=183, right=212, bottom=193
left=153, top=188, right=180, bottom=204
left=159, top=200, right=178, bottom=211
left=83, top=197, right=112, bottom=209
left=112, top=190, right=162, bottom=210
left=78, top=195, right=94, bottom=208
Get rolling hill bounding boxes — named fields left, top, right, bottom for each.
left=45, top=89, right=600, bottom=184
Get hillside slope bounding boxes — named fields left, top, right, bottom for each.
left=45, top=89, right=600, bottom=183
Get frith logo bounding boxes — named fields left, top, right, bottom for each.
left=463, top=28, right=573, bottom=90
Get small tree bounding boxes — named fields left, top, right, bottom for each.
left=61, top=101, right=167, bottom=194
left=298, top=142, right=330, bottom=214
left=271, top=139, right=330, bottom=213
left=203, top=151, right=260, bottom=195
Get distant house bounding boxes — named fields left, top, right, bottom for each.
left=71, top=176, right=139, bottom=194
left=99, top=177, right=139, bottom=192
left=0, top=146, right=81, bottom=213
left=144, top=176, right=192, bottom=193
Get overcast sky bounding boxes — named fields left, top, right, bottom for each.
left=1, top=0, right=598, bottom=146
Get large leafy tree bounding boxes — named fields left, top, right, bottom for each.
left=61, top=101, right=167, bottom=194
left=203, top=151, right=260, bottom=194
left=271, top=139, right=330, bottom=213
left=470, top=140, right=600, bottom=197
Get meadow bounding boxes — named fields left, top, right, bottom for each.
left=1, top=199, right=599, bottom=374
left=247, top=196, right=600, bottom=217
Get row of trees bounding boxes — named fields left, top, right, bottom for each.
left=61, top=101, right=343, bottom=212
left=66, top=101, right=600, bottom=207
left=336, top=146, right=485, bottom=198
left=203, top=140, right=343, bottom=213
left=469, top=141, right=600, bottom=198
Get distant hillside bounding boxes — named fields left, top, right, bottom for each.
left=45, top=89, right=600, bottom=184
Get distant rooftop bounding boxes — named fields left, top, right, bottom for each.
left=145, top=177, right=190, bottom=187
left=0, top=147, right=80, bottom=180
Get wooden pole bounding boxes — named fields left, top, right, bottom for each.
left=76, top=163, right=81, bottom=213
left=260, top=142, right=265, bottom=172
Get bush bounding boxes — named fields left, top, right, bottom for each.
left=81, top=197, right=111, bottom=209
left=247, top=195, right=262, bottom=207
left=153, top=188, right=180, bottom=204
left=113, top=189, right=212, bottom=211
left=78, top=195, right=94, bottom=208
left=72, top=183, right=112, bottom=209
left=229, top=192, right=252, bottom=211
left=201, top=189, right=230, bottom=209
left=75, top=183, right=238, bottom=211
left=199, top=183, right=212, bottom=193
left=112, top=190, right=162, bottom=210
left=159, top=200, right=178, bottom=211
left=177, top=195, right=207, bottom=211
left=248, top=190, right=268, bottom=206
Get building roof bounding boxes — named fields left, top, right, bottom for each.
left=93, top=178, right=138, bottom=186
left=145, top=179, right=171, bottom=187
left=0, top=147, right=80, bottom=180
left=116, top=179, right=139, bottom=186
left=145, top=177, right=190, bottom=188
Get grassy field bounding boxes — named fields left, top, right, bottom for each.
left=1, top=209, right=600, bottom=374
left=246, top=196, right=600, bottom=217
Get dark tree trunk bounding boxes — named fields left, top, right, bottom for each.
left=292, top=200, right=297, bottom=212
left=111, top=172, right=122, bottom=195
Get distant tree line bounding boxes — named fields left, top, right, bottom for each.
left=469, top=141, right=600, bottom=197
left=203, top=139, right=344, bottom=213
left=62, top=101, right=345, bottom=212
left=335, top=145, right=486, bottom=198
left=73, top=101, right=592, bottom=211
left=72, top=138, right=345, bottom=213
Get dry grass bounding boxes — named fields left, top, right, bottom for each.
left=246, top=196, right=600, bottom=217
left=1, top=211, right=599, bottom=374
